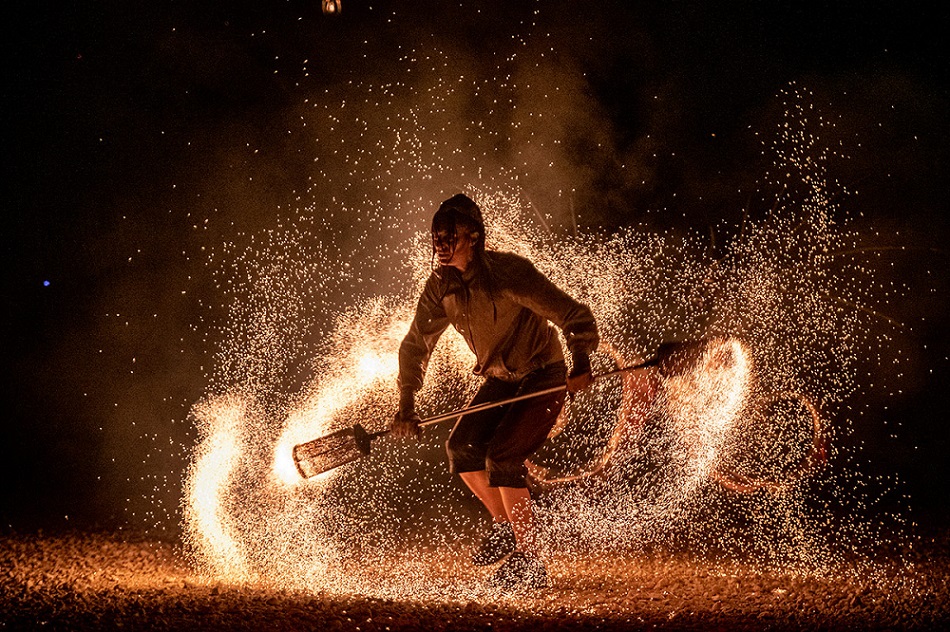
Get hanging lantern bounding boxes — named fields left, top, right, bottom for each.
left=322, top=0, right=341, bottom=14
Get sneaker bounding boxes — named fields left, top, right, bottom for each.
left=486, top=551, right=549, bottom=591
left=471, top=521, right=517, bottom=566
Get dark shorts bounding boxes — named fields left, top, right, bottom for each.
left=445, top=362, right=567, bottom=488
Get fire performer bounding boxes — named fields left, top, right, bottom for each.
left=391, top=193, right=599, bottom=590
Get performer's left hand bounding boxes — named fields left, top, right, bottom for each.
left=567, top=351, right=594, bottom=392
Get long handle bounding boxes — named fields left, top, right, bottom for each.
left=373, top=356, right=660, bottom=438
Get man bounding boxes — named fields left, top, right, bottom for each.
left=391, top=193, right=599, bottom=590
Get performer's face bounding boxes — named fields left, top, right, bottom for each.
left=433, top=227, right=475, bottom=271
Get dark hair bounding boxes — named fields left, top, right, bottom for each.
left=431, top=193, right=486, bottom=262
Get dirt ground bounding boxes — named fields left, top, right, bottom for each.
left=2, top=526, right=948, bottom=632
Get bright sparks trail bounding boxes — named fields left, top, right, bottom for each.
left=184, top=396, right=250, bottom=581
left=179, top=74, right=915, bottom=598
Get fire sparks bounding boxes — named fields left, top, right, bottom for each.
left=272, top=310, right=412, bottom=487
left=181, top=175, right=904, bottom=596
left=184, top=396, right=250, bottom=580
left=663, top=338, right=752, bottom=488
left=170, top=42, right=920, bottom=598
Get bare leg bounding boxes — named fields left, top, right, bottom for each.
left=460, top=472, right=540, bottom=556
left=499, top=486, right=537, bottom=555
left=459, top=470, right=507, bottom=522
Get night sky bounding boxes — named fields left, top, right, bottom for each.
left=3, top=1, right=948, bottom=533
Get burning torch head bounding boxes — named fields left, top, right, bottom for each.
left=292, top=424, right=373, bottom=479
left=432, top=194, right=485, bottom=261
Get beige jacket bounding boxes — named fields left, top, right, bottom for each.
left=398, top=250, right=599, bottom=393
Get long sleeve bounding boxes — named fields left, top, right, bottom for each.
left=397, top=275, right=452, bottom=394
left=503, top=257, right=599, bottom=356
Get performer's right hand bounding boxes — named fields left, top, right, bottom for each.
left=391, top=411, right=422, bottom=439
left=392, top=390, right=421, bottom=438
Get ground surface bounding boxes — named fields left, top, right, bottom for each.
left=1, top=528, right=948, bottom=631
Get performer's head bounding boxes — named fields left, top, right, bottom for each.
left=431, top=193, right=484, bottom=270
